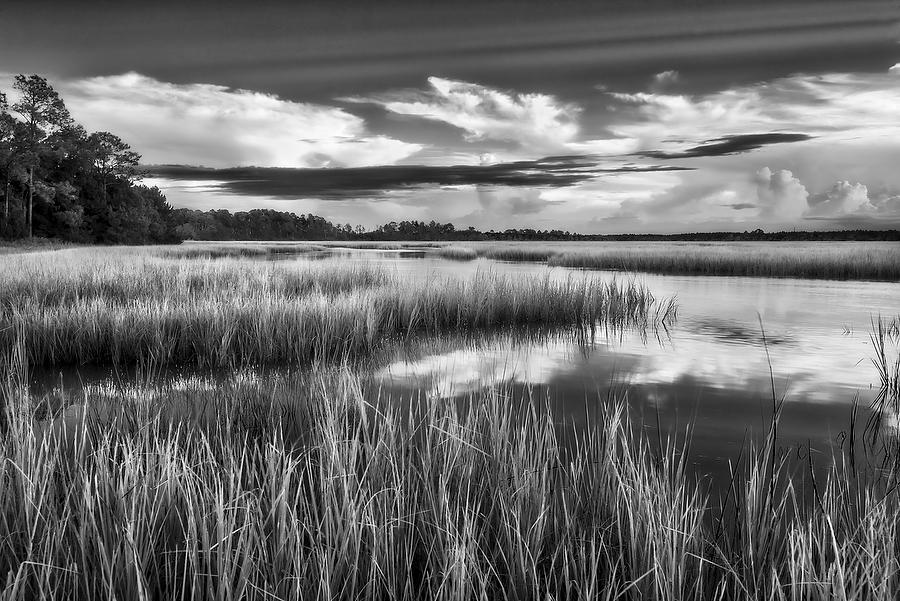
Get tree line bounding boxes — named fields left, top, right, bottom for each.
left=172, top=214, right=899, bottom=242
left=171, top=208, right=352, bottom=241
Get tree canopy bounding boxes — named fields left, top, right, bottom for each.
left=0, top=74, right=178, bottom=243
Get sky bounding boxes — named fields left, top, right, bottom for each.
left=1, top=0, right=899, bottom=232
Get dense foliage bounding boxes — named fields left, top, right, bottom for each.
left=170, top=208, right=352, bottom=241
left=0, top=75, right=178, bottom=243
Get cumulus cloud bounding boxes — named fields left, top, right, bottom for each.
left=806, top=181, right=870, bottom=217
left=803, top=182, right=900, bottom=225
left=754, top=167, right=808, bottom=220
left=605, top=166, right=815, bottom=230
left=607, top=163, right=900, bottom=232
left=58, top=72, right=421, bottom=168
left=345, top=76, right=581, bottom=153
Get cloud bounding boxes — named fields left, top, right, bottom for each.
left=803, top=182, right=900, bottom=226
left=467, top=186, right=551, bottom=222
left=605, top=175, right=748, bottom=228
left=651, top=70, right=680, bottom=90
left=609, top=162, right=900, bottom=233
left=868, top=191, right=900, bottom=216
left=754, top=167, right=808, bottom=220
left=639, top=133, right=811, bottom=159
left=58, top=72, right=421, bottom=168
left=806, top=181, right=870, bottom=217
left=345, top=76, right=581, bottom=152
left=602, top=165, right=815, bottom=230
left=609, top=89, right=770, bottom=148
left=609, top=65, right=900, bottom=155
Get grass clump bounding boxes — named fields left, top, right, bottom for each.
left=159, top=242, right=327, bottom=260
left=436, top=241, right=900, bottom=281
left=547, top=243, right=900, bottom=280
left=0, top=248, right=674, bottom=367
left=435, top=246, right=479, bottom=261
left=482, top=247, right=557, bottom=263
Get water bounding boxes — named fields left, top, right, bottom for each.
left=31, top=247, right=899, bottom=487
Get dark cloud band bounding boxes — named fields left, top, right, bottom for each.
left=639, top=133, right=812, bottom=160
left=143, top=157, right=691, bottom=200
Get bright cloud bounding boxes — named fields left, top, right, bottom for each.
left=609, top=66, right=900, bottom=153
left=59, top=72, right=421, bottom=168
left=345, top=76, right=581, bottom=153
left=651, top=70, right=680, bottom=91
left=806, top=181, right=870, bottom=217
left=803, top=181, right=900, bottom=224
left=755, top=167, right=808, bottom=221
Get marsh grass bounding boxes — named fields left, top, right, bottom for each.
left=429, top=242, right=900, bottom=281
left=3, top=339, right=900, bottom=599
left=160, top=243, right=328, bottom=260
left=484, top=247, right=557, bottom=263
left=319, top=242, right=441, bottom=251
left=867, top=316, right=900, bottom=458
left=871, top=316, right=900, bottom=407
left=156, top=241, right=443, bottom=260
left=435, top=246, right=479, bottom=261
left=0, top=249, right=674, bottom=367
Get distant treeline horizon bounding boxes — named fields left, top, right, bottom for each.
left=171, top=207, right=900, bottom=242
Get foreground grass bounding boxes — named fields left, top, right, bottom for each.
left=2, top=344, right=900, bottom=600
left=0, top=248, right=674, bottom=367
left=435, top=241, right=900, bottom=281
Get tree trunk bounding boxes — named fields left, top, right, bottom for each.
left=28, top=166, right=33, bottom=239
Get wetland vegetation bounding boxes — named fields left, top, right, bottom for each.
left=0, top=248, right=673, bottom=367
left=0, top=245, right=898, bottom=599
left=432, top=241, right=900, bottom=281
